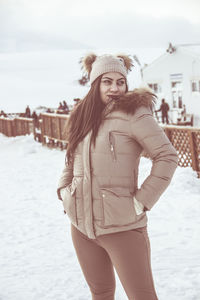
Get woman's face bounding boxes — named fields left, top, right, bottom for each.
left=99, top=72, right=127, bottom=104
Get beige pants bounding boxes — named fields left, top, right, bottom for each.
left=71, top=224, right=158, bottom=300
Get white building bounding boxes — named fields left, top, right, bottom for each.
left=142, top=43, right=200, bottom=126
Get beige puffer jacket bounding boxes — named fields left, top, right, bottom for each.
left=57, top=89, right=178, bottom=239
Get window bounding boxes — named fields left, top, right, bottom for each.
left=148, top=83, right=161, bottom=93
left=178, top=97, right=183, bottom=109
left=171, top=80, right=183, bottom=108
left=191, top=80, right=200, bottom=92
left=192, top=81, right=197, bottom=92
left=171, top=81, right=182, bottom=90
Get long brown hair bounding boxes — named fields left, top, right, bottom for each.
left=66, top=75, right=128, bottom=163
left=65, top=76, right=105, bottom=163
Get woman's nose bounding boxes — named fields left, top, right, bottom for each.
left=110, top=82, right=118, bottom=92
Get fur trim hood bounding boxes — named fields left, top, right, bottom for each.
left=103, top=87, right=156, bottom=117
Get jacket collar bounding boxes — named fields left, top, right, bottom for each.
left=102, top=88, right=156, bottom=118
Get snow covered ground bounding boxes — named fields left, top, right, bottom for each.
left=0, top=133, right=200, bottom=300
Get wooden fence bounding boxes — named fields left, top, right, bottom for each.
left=163, top=125, right=200, bottom=177
left=38, top=113, right=200, bottom=177
left=1, top=113, right=200, bottom=177
left=38, top=113, right=69, bottom=149
left=0, top=117, right=33, bottom=137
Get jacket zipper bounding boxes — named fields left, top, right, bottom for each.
left=109, top=132, right=117, bottom=161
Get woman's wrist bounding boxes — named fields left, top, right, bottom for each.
left=133, top=197, right=145, bottom=215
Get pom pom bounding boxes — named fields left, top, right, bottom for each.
left=80, top=53, right=97, bottom=74
left=116, top=54, right=134, bottom=71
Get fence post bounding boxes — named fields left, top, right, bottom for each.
left=188, top=130, right=199, bottom=173
left=7, top=120, right=12, bottom=137
left=49, top=116, right=54, bottom=147
left=4, top=120, right=7, bottom=136
left=26, top=120, right=28, bottom=134
left=40, top=117, right=45, bottom=145
left=58, top=116, right=61, bottom=140
left=14, top=119, right=18, bottom=136
left=11, top=119, right=15, bottom=137
left=2, top=119, right=5, bottom=135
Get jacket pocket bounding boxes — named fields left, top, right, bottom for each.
left=62, top=179, right=78, bottom=226
left=108, top=131, right=131, bottom=162
left=100, top=187, right=137, bottom=228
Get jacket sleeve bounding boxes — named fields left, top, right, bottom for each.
left=130, top=106, right=178, bottom=210
left=57, top=159, right=74, bottom=200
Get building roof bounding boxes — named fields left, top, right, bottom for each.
left=142, top=43, right=200, bottom=70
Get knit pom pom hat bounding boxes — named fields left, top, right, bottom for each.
left=81, top=53, right=133, bottom=84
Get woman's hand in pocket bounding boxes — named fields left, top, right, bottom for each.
left=133, top=197, right=145, bottom=215
left=60, top=187, right=66, bottom=201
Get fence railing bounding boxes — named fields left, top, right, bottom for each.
left=0, top=117, right=33, bottom=137
left=38, top=113, right=69, bottom=149
left=1, top=114, right=200, bottom=177
left=163, top=125, right=200, bottom=177
left=38, top=114, right=200, bottom=177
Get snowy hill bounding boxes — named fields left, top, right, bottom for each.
left=0, top=48, right=164, bottom=113
left=0, top=133, right=200, bottom=300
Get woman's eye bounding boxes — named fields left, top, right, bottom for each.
left=102, top=80, right=111, bottom=85
left=101, top=80, right=125, bottom=86
left=118, top=81, right=125, bottom=86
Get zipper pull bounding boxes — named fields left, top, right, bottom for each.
left=109, top=132, right=117, bottom=161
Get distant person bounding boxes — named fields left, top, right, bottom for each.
left=181, top=104, right=186, bottom=121
left=25, top=105, right=31, bottom=118
left=58, top=102, right=64, bottom=110
left=32, top=111, right=38, bottom=120
left=156, top=98, right=170, bottom=124
left=73, top=98, right=81, bottom=107
left=0, top=110, right=7, bottom=117
left=32, top=111, right=39, bottom=127
left=62, top=100, right=69, bottom=114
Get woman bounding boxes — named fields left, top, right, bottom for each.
left=57, top=54, right=178, bottom=300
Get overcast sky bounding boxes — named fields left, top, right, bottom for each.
left=1, top=0, right=200, bottom=52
